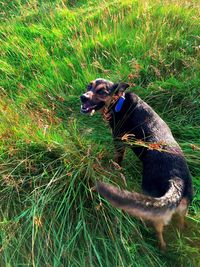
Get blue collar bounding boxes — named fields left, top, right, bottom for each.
left=115, top=95, right=125, bottom=112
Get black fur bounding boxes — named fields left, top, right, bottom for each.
left=108, top=92, right=193, bottom=201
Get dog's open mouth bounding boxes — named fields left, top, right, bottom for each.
left=81, top=103, right=97, bottom=114
left=81, top=101, right=105, bottom=115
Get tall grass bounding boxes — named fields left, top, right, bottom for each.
left=0, top=0, right=200, bottom=266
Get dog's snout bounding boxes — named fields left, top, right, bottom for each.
left=80, top=95, right=89, bottom=103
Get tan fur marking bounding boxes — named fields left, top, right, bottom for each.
left=175, top=197, right=188, bottom=229
left=153, top=221, right=166, bottom=250
left=125, top=206, right=174, bottom=224
left=95, top=84, right=105, bottom=91
left=176, top=198, right=188, bottom=213
left=91, top=80, right=96, bottom=87
left=83, top=91, right=94, bottom=100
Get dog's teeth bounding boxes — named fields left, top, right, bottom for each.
left=90, top=109, right=95, bottom=116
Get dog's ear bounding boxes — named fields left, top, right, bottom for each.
left=110, top=82, right=129, bottom=95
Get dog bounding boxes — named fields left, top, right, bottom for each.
left=80, top=78, right=193, bottom=249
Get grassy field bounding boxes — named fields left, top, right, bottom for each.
left=0, top=0, right=200, bottom=266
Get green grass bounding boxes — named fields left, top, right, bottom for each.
left=0, top=0, right=200, bottom=266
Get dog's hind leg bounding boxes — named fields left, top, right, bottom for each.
left=153, top=220, right=166, bottom=250
left=176, top=198, right=189, bottom=230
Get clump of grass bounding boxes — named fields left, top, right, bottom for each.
left=0, top=0, right=200, bottom=266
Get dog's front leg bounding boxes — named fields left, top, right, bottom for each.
left=113, top=139, right=126, bottom=167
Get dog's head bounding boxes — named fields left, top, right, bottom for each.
left=80, top=78, right=129, bottom=114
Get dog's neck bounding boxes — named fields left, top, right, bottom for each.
left=101, top=93, right=124, bottom=121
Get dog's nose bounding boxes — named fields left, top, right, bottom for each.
left=80, top=95, right=89, bottom=103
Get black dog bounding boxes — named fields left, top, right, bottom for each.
left=80, top=78, right=193, bottom=249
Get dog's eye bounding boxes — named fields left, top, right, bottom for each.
left=97, top=89, right=108, bottom=96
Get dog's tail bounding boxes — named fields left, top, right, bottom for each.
left=96, top=177, right=184, bottom=221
